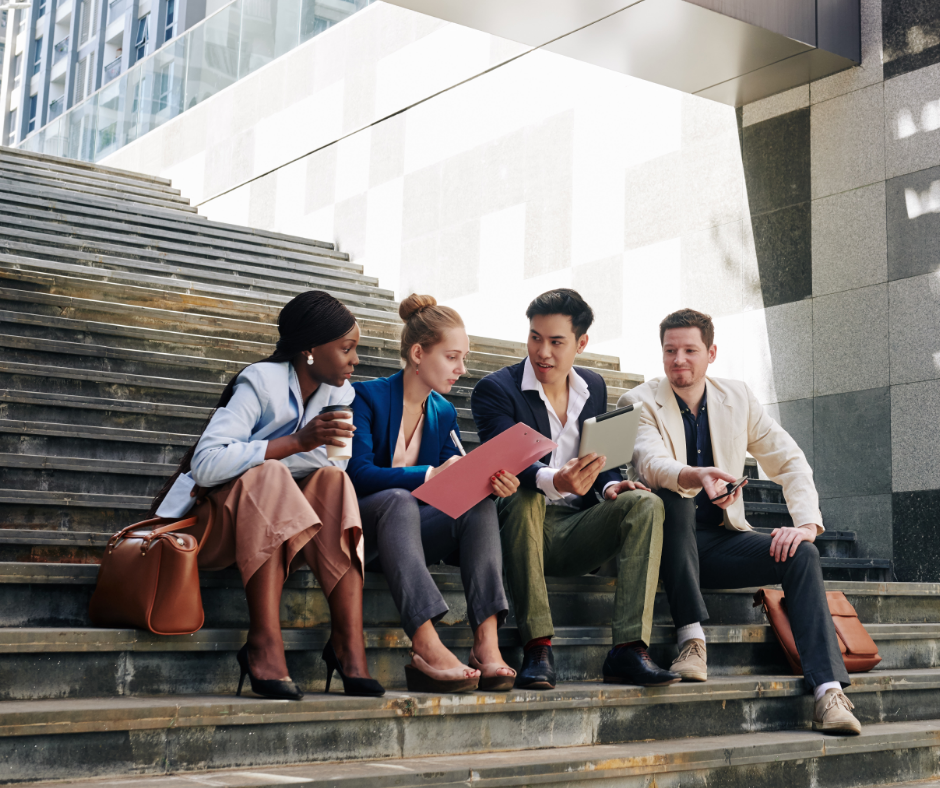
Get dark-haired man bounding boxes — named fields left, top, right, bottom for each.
left=619, top=308, right=860, bottom=735
left=471, top=289, right=678, bottom=689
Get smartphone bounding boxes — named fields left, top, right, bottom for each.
left=709, top=476, right=747, bottom=502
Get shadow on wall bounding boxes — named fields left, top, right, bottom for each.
left=883, top=0, right=940, bottom=79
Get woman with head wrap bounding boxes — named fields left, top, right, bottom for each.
left=150, top=290, right=383, bottom=700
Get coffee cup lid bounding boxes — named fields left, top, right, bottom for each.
left=320, top=404, right=352, bottom=414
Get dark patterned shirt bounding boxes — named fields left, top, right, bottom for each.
left=675, top=390, right=723, bottom=526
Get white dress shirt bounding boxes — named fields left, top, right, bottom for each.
left=521, top=358, right=616, bottom=508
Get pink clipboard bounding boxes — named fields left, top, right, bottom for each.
left=411, top=422, right=557, bottom=519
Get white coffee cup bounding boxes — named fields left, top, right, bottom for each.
left=320, top=405, right=354, bottom=461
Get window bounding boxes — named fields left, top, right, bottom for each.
left=7, top=109, right=16, bottom=145
left=164, top=0, right=174, bottom=42
left=13, top=53, right=21, bottom=83
left=155, top=62, right=172, bottom=111
left=33, top=36, right=42, bottom=75
left=37, top=0, right=46, bottom=18
left=27, top=94, right=37, bottom=133
left=134, top=14, right=148, bottom=62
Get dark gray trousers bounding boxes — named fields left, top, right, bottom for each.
left=358, top=488, right=509, bottom=638
left=657, top=489, right=850, bottom=689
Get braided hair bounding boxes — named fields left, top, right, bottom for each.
left=148, top=290, right=356, bottom=516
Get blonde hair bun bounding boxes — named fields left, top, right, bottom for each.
left=399, top=293, right=438, bottom=322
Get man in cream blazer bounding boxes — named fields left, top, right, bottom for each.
left=619, top=308, right=861, bottom=736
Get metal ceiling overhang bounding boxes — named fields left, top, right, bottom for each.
left=380, top=0, right=860, bottom=106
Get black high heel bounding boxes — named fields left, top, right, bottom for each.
left=322, top=641, right=385, bottom=696
left=236, top=644, right=304, bottom=700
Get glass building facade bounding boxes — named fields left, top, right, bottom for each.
left=11, top=0, right=370, bottom=161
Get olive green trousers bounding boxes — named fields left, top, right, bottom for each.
left=496, top=487, right=664, bottom=646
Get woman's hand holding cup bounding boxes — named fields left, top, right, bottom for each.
left=294, top=407, right=355, bottom=457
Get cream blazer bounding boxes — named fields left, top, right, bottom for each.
left=618, top=376, right=823, bottom=534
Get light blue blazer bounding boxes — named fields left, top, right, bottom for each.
left=347, top=371, right=461, bottom=498
left=156, top=361, right=354, bottom=518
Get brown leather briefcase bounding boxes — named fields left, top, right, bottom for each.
left=89, top=501, right=213, bottom=636
left=754, top=588, right=882, bottom=674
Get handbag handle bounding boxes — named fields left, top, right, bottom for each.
left=108, top=496, right=216, bottom=555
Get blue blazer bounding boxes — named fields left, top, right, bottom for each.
left=348, top=371, right=462, bottom=497
left=470, top=361, right=620, bottom=510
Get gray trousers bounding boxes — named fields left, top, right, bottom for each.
left=358, top=488, right=509, bottom=638
left=657, top=489, right=850, bottom=689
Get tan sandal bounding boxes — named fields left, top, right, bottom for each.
left=404, top=651, right=480, bottom=694
left=469, top=650, right=516, bottom=692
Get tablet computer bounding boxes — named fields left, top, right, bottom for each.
left=578, top=402, right=644, bottom=473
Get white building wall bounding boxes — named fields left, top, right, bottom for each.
left=103, top=0, right=759, bottom=390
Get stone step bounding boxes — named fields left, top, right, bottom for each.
left=0, top=191, right=353, bottom=270
left=0, top=299, right=637, bottom=385
left=0, top=208, right=375, bottom=281
left=0, top=151, right=184, bottom=198
left=4, top=558, right=931, bottom=630
left=17, top=718, right=939, bottom=788
left=0, top=179, right=350, bottom=262
left=0, top=146, right=173, bottom=187
left=0, top=162, right=192, bottom=213
left=0, top=620, right=936, bottom=700
left=0, top=269, right=629, bottom=377
left=0, top=334, right=485, bottom=398
left=0, top=246, right=398, bottom=312
left=751, top=526, right=857, bottom=558
left=742, top=478, right=785, bottom=503
left=0, top=174, right=198, bottom=216
left=0, top=258, right=399, bottom=323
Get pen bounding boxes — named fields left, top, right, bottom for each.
left=449, top=430, right=467, bottom=456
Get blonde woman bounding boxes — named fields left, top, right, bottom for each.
left=348, top=295, right=517, bottom=693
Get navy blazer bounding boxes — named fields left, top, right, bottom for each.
left=348, top=371, right=461, bottom=497
left=471, top=361, right=620, bottom=509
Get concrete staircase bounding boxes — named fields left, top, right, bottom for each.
left=0, top=147, right=936, bottom=788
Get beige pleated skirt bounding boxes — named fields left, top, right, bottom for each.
left=188, top=460, right=364, bottom=595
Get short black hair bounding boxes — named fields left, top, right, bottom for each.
left=525, top=288, right=595, bottom=339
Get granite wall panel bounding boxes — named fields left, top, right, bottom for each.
left=749, top=203, right=812, bottom=309
left=886, top=163, right=940, bottom=281
left=884, top=62, right=940, bottom=179
left=814, top=387, right=892, bottom=499
left=893, top=489, right=940, bottom=582
left=765, top=397, right=814, bottom=468
left=810, top=83, right=886, bottom=201
left=820, top=494, right=892, bottom=559
left=742, top=109, right=811, bottom=216
left=888, top=274, right=940, bottom=386
left=811, top=183, right=887, bottom=297
left=883, top=0, right=940, bottom=80
left=680, top=221, right=744, bottom=318
left=891, top=379, right=940, bottom=492
left=812, top=285, right=890, bottom=397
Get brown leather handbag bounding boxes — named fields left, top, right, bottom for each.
left=89, top=501, right=214, bottom=636
left=753, top=588, right=881, bottom=674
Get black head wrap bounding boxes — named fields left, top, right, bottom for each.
left=148, top=290, right=357, bottom=516
left=271, top=290, right=358, bottom=360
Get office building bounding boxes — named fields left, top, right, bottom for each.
left=0, top=0, right=207, bottom=147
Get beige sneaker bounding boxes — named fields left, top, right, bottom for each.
left=670, top=638, right=707, bottom=681
left=813, top=688, right=862, bottom=735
